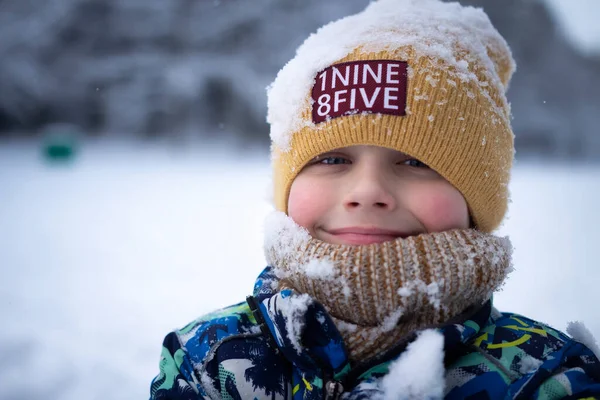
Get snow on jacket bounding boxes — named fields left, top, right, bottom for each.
left=149, top=267, right=600, bottom=399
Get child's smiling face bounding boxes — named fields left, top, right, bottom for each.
left=288, top=145, right=470, bottom=245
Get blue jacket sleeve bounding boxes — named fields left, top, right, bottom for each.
left=518, top=339, right=600, bottom=399
left=150, top=332, right=206, bottom=400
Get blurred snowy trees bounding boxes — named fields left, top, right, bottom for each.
left=462, top=0, right=600, bottom=159
left=0, top=0, right=598, bottom=158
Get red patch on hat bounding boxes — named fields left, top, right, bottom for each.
left=311, top=60, right=408, bottom=124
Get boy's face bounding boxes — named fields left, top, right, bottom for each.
left=288, top=145, right=470, bottom=245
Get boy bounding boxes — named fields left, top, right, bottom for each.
left=150, top=0, right=600, bottom=398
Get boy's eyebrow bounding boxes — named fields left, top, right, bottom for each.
left=313, top=150, right=343, bottom=157
left=310, top=150, right=420, bottom=160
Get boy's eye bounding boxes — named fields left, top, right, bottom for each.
left=318, top=156, right=350, bottom=165
left=402, top=159, right=430, bottom=168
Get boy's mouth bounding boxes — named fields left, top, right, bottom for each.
left=324, top=227, right=419, bottom=245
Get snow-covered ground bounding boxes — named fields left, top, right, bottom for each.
left=0, top=139, right=598, bottom=400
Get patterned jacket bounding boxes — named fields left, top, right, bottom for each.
left=150, top=267, right=600, bottom=399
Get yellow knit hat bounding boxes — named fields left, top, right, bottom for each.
left=267, top=0, right=516, bottom=233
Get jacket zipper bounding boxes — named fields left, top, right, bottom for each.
left=308, top=349, right=345, bottom=399
left=324, top=380, right=344, bottom=400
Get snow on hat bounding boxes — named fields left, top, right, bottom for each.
left=267, top=0, right=516, bottom=233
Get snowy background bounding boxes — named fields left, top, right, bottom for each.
left=1, top=140, right=599, bottom=400
left=1, top=0, right=600, bottom=399
left=1, top=0, right=600, bottom=159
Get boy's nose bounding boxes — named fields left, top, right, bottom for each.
left=343, top=173, right=397, bottom=211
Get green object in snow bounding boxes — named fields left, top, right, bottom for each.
left=45, top=142, right=75, bottom=159
left=42, top=124, right=80, bottom=162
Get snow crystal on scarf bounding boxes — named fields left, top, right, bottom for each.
left=381, top=307, right=405, bottom=333
left=267, top=0, right=514, bottom=151
left=264, top=211, right=310, bottom=267
left=303, top=258, right=336, bottom=280
left=380, top=329, right=445, bottom=399
left=396, top=279, right=444, bottom=310
left=567, top=321, right=600, bottom=361
left=265, top=212, right=346, bottom=286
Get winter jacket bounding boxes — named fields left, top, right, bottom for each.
left=150, top=267, right=600, bottom=399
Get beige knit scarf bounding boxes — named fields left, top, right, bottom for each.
left=264, top=212, right=513, bottom=362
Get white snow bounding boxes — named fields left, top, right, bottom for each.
left=395, top=279, right=444, bottom=310
left=267, top=0, right=514, bottom=151
left=381, top=308, right=405, bottom=332
left=567, top=321, right=600, bottom=361
left=425, top=281, right=442, bottom=310
left=316, top=312, right=326, bottom=325
left=199, top=369, right=220, bottom=400
left=335, top=319, right=359, bottom=335
left=519, top=355, right=543, bottom=374
left=303, top=258, right=336, bottom=280
left=1, top=139, right=599, bottom=399
left=276, top=293, right=313, bottom=355
left=380, top=329, right=445, bottom=399
left=425, top=75, right=439, bottom=87
left=264, top=211, right=311, bottom=266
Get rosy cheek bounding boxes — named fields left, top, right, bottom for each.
left=288, top=178, right=330, bottom=233
left=415, top=187, right=470, bottom=231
